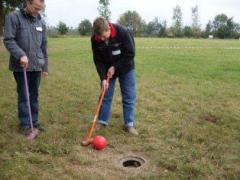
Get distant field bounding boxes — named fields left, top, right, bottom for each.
left=0, top=37, right=240, bottom=179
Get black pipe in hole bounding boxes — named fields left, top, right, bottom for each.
left=123, top=160, right=142, bottom=168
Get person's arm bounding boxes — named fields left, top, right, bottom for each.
left=41, top=23, right=48, bottom=74
left=3, top=13, right=26, bottom=61
left=91, top=38, right=107, bottom=81
left=113, top=29, right=135, bottom=70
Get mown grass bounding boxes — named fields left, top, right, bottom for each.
left=0, top=37, right=240, bottom=179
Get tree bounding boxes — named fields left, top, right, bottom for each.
left=172, top=5, right=183, bottom=37
left=159, top=20, right=167, bottom=37
left=226, top=18, right=240, bottom=38
left=232, top=23, right=240, bottom=39
left=47, top=26, right=59, bottom=38
left=166, top=27, right=175, bottom=38
left=146, top=17, right=167, bottom=37
left=212, top=14, right=239, bottom=39
left=183, top=26, right=193, bottom=37
left=191, top=5, right=201, bottom=38
left=118, top=10, right=145, bottom=36
left=57, top=21, right=69, bottom=35
left=78, top=19, right=92, bottom=36
left=0, top=0, right=24, bottom=36
left=213, top=14, right=228, bottom=38
left=146, top=17, right=161, bottom=37
left=68, top=26, right=78, bottom=36
left=98, top=0, right=111, bottom=20
left=205, top=20, right=213, bottom=37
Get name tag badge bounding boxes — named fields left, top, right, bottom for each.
left=36, top=27, right=43, bottom=32
left=112, top=50, right=121, bottom=56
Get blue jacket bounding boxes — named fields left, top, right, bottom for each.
left=4, top=9, right=48, bottom=72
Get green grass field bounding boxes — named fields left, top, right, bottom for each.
left=0, top=37, right=240, bottom=179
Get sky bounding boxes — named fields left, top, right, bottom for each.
left=45, top=0, right=240, bottom=28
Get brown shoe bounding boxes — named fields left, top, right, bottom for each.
left=125, top=127, right=139, bottom=136
left=96, top=123, right=107, bottom=131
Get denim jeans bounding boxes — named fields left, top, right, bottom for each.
left=13, top=71, right=41, bottom=128
left=98, top=69, right=136, bottom=128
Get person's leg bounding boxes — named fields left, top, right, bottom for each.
left=119, top=69, right=136, bottom=128
left=98, top=78, right=116, bottom=126
left=13, top=72, right=30, bottom=129
left=28, top=71, right=41, bottom=128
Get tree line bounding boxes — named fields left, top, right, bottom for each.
left=1, top=0, right=240, bottom=39
left=49, top=2, right=240, bottom=39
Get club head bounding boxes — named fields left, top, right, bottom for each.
left=81, top=137, right=94, bottom=146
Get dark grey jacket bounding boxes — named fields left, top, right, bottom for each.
left=3, top=9, right=48, bottom=72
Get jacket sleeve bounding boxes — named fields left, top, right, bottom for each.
left=113, top=29, right=135, bottom=70
left=91, top=38, right=107, bottom=81
left=41, top=23, right=48, bottom=72
left=3, top=13, right=26, bottom=61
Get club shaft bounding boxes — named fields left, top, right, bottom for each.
left=23, top=69, right=34, bottom=131
left=84, top=76, right=111, bottom=140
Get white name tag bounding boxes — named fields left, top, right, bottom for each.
left=112, top=50, right=121, bottom=56
left=36, top=27, right=43, bottom=32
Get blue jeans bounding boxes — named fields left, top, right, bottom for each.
left=13, top=72, right=41, bottom=128
left=98, top=69, right=136, bottom=128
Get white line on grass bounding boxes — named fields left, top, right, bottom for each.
left=138, top=46, right=240, bottom=50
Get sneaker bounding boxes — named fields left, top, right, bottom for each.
left=19, top=127, right=32, bottom=136
left=125, top=127, right=139, bottom=136
left=96, top=123, right=107, bottom=131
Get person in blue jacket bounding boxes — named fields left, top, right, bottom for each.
left=4, top=0, right=48, bottom=137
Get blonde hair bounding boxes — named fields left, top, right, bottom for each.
left=93, top=17, right=109, bottom=35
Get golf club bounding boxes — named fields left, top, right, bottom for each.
left=23, top=67, right=39, bottom=140
left=81, top=76, right=111, bottom=146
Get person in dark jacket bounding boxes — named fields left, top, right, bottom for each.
left=3, top=0, right=48, bottom=137
left=91, top=17, right=138, bottom=135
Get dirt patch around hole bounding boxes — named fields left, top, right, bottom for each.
left=69, top=146, right=152, bottom=178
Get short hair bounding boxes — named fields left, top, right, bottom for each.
left=23, top=0, right=45, bottom=7
left=93, top=17, right=109, bottom=36
left=23, top=0, right=34, bottom=7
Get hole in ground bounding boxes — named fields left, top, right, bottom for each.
left=123, top=160, right=141, bottom=168
left=119, top=156, right=146, bottom=168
